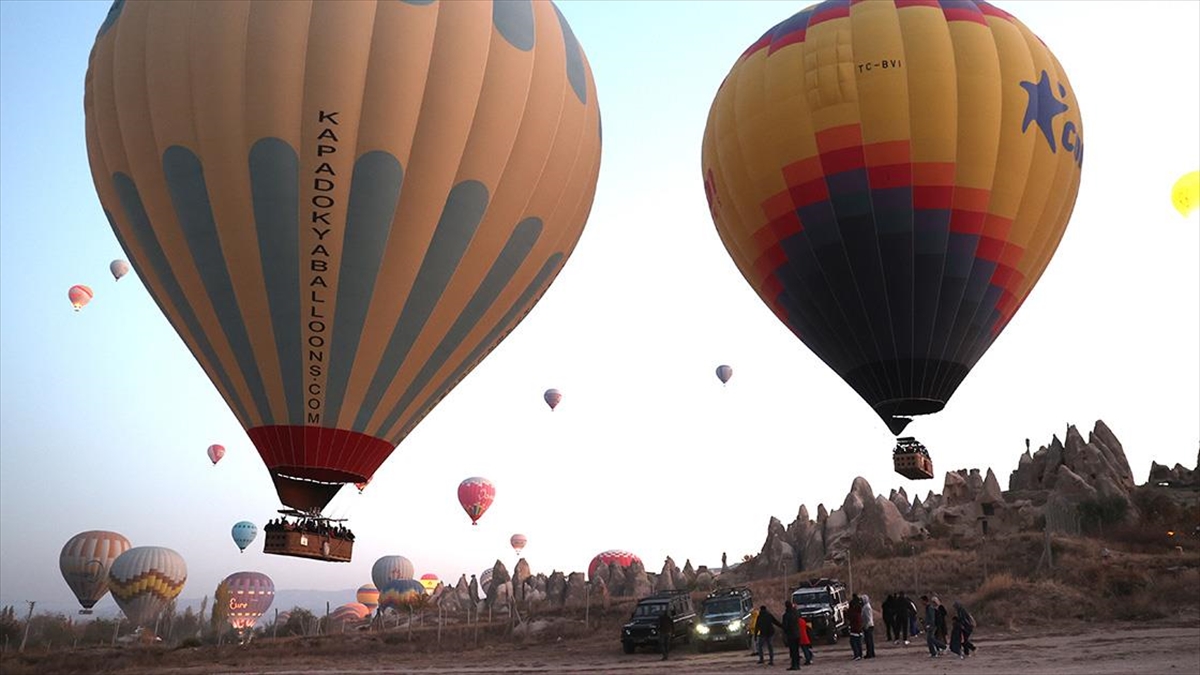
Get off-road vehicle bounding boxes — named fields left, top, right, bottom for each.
left=620, top=590, right=696, bottom=654
left=791, top=578, right=849, bottom=644
left=693, top=586, right=753, bottom=652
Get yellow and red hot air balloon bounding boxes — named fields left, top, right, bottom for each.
left=59, top=530, right=132, bottom=614
left=419, top=573, right=440, bottom=594
left=458, top=476, right=495, bottom=525
left=330, top=602, right=372, bottom=628
left=207, top=444, right=225, bottom=466
left=1172, top=170, right=1199, bottom=218
left=356, top=583, right=380, bottom=612
left=108, top=546, right=187, bottom=630
left=68, top=285, right=93, bottom=312
left=85, top=0, right=602, bottom=514
left=702, top=0, right=1083, bottom=436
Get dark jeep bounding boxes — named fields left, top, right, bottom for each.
left=791, top=578, right=849, bottom=644
left=693, top=586, right=753, bottom=652
left=621, top=591, right=696, bottom=654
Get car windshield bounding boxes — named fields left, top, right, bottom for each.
left=794, top=591, right=832, bottom=606
left=703, top=599, right=741, bottom=615
left=634, top=603, right=667, bottom=618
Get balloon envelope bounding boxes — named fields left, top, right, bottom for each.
left=356, top=583, right=380, bottom=611
left=510, top=533, right=528, bottom=555
left=371, top=556, right=414, bottom=593
left=543, top=388, right=562, bottom=411
left=1172, top=171, right=1199, bottom=217
left=231, top=521, right=258, bottom=552
left=458, top=477, right=496, bottom=525
left=59, top=530, right=132, bottom=611
left=110, top=259, right=131, bottom=281
left=418, top=573, right=439, bottom=594
left=588, top=549, right=640, bottom=580
left=330, top=602, right=371, bottom=626
left=207, top=444, right=225, bottom=465
left=68, top=285, right=93, bottom=312
left=85, top=0, right=602, bottom=513
left=379, top=579, right=425, bottom=612
left=715, top=365, right=733, bottom=384
left=701, top=0, right=1083, bottom=435
left=108, top=546, right=187, bottom=628
left=217, top=571, right=275, bottom=633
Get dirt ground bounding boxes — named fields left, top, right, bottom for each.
left=8, top=620, right=1196, bottom=675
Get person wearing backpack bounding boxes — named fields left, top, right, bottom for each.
left=953, top=601, right=977, bottom=656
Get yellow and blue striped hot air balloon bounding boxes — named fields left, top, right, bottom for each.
left=108, top=546, right=187, bottom=629
left=84, top=0, right=602, bottom=512
left=702, top=0, right=1083, bottom=436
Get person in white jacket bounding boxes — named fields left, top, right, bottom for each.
left=860, top=594, right=876, bottom=658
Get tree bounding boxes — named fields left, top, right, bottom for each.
left=0, top=605, right=20, bottom=648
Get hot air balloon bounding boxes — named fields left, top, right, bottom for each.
left=588, top=549, right=641, bottom=580
left=419, top=573, right=440, bottom=594
left=1172, top=171, right=1199, bottom=217
left=108, top=546, right=187, bottom=630
left=379, top=579, right=426, bottom=613
left=207, top=444, right=225, bottom=466
left=330, top=602, right=372, bottom=628
left=59, top=530, right=132, bottom=614
left=110, top=259, right=131, bottom=281
left=85, top=0, right=602, bottom=515
left=701, top=0, right=1083, bottom=437
left=510, top=533, right=528, bottom=556
left=231, top=521, right=258, bottom=552
left=354, top=480, right=369, bottom=494
left=216, top=571, right=275, bottom=637
left=543, top=388, right=563, bottom=411
left=68, top=285, right=93, bottom=312
left=479, top=567, right=494, bottom=595
left=371, top=555, right=415, bottom=594
left=458, top=477, right=495, bottom=525
left=715, top=365, right=733, bottom=385
left=356, top=583, right=380, bottom=612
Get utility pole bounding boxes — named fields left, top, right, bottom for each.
left=847, top=550, right=853, bottom=595
left=19, top=601, right=34, bottom=653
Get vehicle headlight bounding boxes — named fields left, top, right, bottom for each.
left=650, top=628, right=657, bottom=635
left=695, top=624, right=710, bottom=635
left=623, top=629, right=630, bottom=635
left=728, top=620, right=742, bottom=632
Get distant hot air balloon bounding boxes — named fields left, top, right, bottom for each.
left=356, top=584, right=380, bottom=612
left=216, top=571, right=275, bottom=636
left=59, top=530, right=132, bottom=614
left=418, top=573, right=440, bottom=594
left=207, top=444, right=225, bottom=466
left=68, top=285, right=93, bottom=312
left=544, top=388, right=563, bottom=411
left=588, top=549, right=640, bottom=580
left=108, top=546, right=187, bottom=629
left=379, top=579, right=426, bottom=613
left=715, top=365, right=733, bottom=385
left=1172, top=171, right=1199, bottom=217
left=109, top=259, right=130, bottom=281
left=371, top=556, right=415, bottom=594
left=479, top=567, right=494, bottom=595
left=458, top=477, right=495, bottom=526
left=702, top=0, right=1084, bottom=436
left=231, top=521, right=258, bottom=553
left=85, top=0, right=602, bottom=514
left=330, top=602, right=372, bottom=627
left=354, top=480, right=369, bottom=494
left=510, top=533, right=528, bottom=556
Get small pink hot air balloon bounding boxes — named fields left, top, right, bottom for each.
left=109, top=259, right=131, bottom=281
left=355, top=481, right=369, bottom=494
left=68, top=285, right=93, bottom=312
left=207, top=444, right=225, bottom=466
left=543, top=388, right=562, bottom=411
left=458, top=477, right=495, bottom=526
left=510, top=534, right=528, bottom=556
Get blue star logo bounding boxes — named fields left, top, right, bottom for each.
left=1020, top=70, right=1070, bottom=152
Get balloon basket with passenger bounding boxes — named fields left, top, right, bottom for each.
left=892, top=437, right=935, bottom=480
left=262, top=509, right=354, bottom=562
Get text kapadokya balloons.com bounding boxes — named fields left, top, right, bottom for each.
left=68, top=285, right=93, bottom=312
left=85, top=0, right=602, bottom=512
left=231, top=521, right=258, bottom=552
left=1172, top=171, right=1199, bottom=218
left=216, top=571, right=275, bottom=635
left=108, top=546, right=187, bottom=629
left=59, top=530, right=132, bottom=613
left=702, top=0, right=1083, bottom=435
left=458, top=476, right=495, bottom=525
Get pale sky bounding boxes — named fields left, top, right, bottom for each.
left=1, top=0, right=1197, bottom=613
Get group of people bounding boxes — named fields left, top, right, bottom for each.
left=738, top=592, right=976, bottom=668
left=263, top=516, right=355, bottom=541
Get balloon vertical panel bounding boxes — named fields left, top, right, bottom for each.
left=85, top=0, right=601, bottom=510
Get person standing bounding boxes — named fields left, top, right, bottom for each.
left=921, top=595, right=947, bottom=657
left=904, top=593, right=919, bottom=642
left=860, top=593, right=876, bottom=658
left=896, top=592, right=912, bottom=645
left=749, top=605, right=761, bottom=656
left=782, top=600, right=802, bottom=670
left=847, top=594, right=864, bottom=661
left=657, top=608, right=673, bottom=661
left=882, top=593, right=896, bottom=643
left=954, top=601, right=976, bottom=656
left=756, top=604, right=780, bottom=665
left=934, top=597, right=948, bottom=647
left=798, top=614, right=814, bottom=666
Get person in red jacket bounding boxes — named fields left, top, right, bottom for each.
left=798, top=615, right=814, bottom=665
left=848, top=594, right=864, bottom=660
